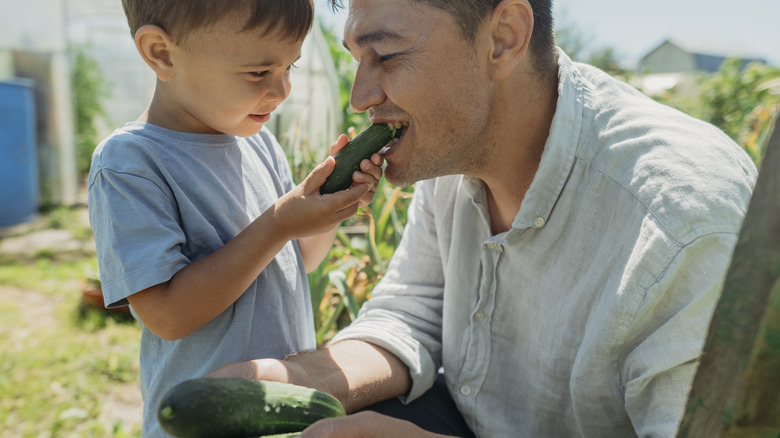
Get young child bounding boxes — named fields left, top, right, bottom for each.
left=87, top=1, right=383, bottom=436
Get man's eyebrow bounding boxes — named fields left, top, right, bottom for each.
left=342, top=30, right=404, bottom=50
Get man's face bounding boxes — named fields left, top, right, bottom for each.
left=343, top=0, right=494, bottom=187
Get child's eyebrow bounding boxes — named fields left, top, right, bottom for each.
left=343, top=30, right=404, bottom=50
left=242, top=54, right=302, bottom=69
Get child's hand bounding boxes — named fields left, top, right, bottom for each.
left=274, top=156, right=369, bottom=239
left=329, top=134, right=385, bottom=208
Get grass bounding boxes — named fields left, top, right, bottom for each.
left=0, top=209, right=142, bottom=438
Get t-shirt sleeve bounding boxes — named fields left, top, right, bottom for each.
left=89, top=167, right=190, bottom=308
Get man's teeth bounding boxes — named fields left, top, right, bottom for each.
left=390, top=122, right=409, bottom=130
left=380, top=137, right=401, bottom=154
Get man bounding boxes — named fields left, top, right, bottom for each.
left=209, top=0, right=757, bottom=436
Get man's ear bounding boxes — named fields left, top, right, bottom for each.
left=134, top=24, right=176, bottom=81
left=487, top=0, right=534, bottom=81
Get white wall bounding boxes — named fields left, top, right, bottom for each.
left=0, top=0, right=67, bottom=53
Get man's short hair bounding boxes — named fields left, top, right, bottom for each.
left=329, top=0, right=556, bottom=75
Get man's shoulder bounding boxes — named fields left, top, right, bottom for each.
left=569, top=65, right=758, bottom=243
left=583, top=111, right=756, bottom=243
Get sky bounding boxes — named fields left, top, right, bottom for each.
left=314, top=0, right=780, bottom=69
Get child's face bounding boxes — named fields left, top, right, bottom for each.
left=160, top=19, right=303, bottom=136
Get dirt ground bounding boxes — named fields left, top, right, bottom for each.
left=0, top=284, right=144, bottom=432
left=0, top=192, right=144, bottom=434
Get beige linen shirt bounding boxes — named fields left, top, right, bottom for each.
left=332, top=50, right=757, bottom=437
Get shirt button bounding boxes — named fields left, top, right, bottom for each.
left=460, top=385, right=472, bottom=396
left=486, top=242, right=498, bottom=249
left=474, top=311, right=485, bottom=321
left=534, top=216, right=546, bottom=228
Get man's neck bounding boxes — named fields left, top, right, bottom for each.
left=478, top=67, right=559, bottom=234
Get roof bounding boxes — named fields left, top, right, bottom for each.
left=640, top=38, right=767, bottom=73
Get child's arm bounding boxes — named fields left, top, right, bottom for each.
left=127, top=157, right=369, bottom=341
left=298, top=135, right=385, bottom=272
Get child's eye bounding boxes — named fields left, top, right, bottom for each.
left=286, top=63, right=298, bottom=71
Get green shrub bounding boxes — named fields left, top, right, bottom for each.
left=70, top=44, right=109, bottom=177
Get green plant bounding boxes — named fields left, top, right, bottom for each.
left=71, top=44, right=110, bottom=177
left=307, top=178, right=413, bottom=345
left=555, top=18, right=631, bottom=79
left=83, top=258, right=101, bottom=289
left=322, top=25, right=369, bottom=133
left=655, top=59, right=780, bottom=168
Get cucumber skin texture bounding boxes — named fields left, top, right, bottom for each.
left=319, top=123, right=400, bottom=194
left=157, top=378, right=345, bottom=438
left=257, top=434, right=301, bottom=438
left=257, top=434, right=301, bottom=437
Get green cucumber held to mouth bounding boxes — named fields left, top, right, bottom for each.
left=319, top=123, right=402, bottom=194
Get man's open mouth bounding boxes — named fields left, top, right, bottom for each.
left=380, top=121, right=408, bottom=155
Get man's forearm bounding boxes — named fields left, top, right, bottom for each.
left=287, top=340, right=412, bottom=413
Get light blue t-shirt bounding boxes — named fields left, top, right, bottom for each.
left=88, top=122, right=315, bottom=437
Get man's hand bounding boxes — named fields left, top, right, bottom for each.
left=301, top=411, right=454, bottom=438
left=328, top=134, right=385, bottom=208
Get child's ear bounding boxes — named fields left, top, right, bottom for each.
left=487, top=0, right=534, bottom=81
left=134, top=24, right=176, bottom=81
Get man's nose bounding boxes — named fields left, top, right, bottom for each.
left=349, top=62, right=386, bottom=115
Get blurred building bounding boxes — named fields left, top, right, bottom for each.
left=633, top=38, right=767, bottom=98
left=638, top=38, right=767, bottom=75
left=0, top=0, right=341, bottom=216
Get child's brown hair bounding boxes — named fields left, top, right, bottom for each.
left=122, top=0, right=314, bottom=45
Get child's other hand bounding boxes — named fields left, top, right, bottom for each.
left=274, top=156, right=368, bottom=239
left=329, top=134, right=385, bottom=208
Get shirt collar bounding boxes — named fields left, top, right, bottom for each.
left=511, top=48, right=584, bottom=232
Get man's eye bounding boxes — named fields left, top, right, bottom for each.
left=250, top=71, right=270, bottom=78
left=378, top=53, right=399, bottom=63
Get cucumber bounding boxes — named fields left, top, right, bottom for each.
left=319, top=123, right=401, bottom=194
left=258, top=434, right=301, bottom=437
left=157, top=378, right=345, bottom=438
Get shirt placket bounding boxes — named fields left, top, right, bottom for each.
left=455, top=239, right=503, bottom=419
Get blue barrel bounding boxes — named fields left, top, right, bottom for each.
left=0, top=79, right=38, bottom=228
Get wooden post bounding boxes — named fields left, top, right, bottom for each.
left=676, top=113, right=780, bottom=438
